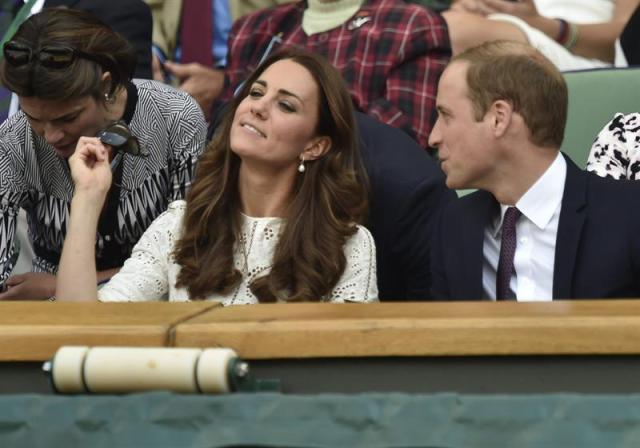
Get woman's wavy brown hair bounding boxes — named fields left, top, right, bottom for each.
left=173, top=48, right=368, bottom=302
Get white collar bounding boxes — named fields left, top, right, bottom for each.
left=493, top=152, right=566, bottom=236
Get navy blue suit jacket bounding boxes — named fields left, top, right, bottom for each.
left=356, top=112, right=456, bottom=301
left=431, top=154, right=640, bottom=300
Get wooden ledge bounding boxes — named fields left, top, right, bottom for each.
left=172, top=301, right=640, bottom=358
left=0, top=302, right=219, bottom=361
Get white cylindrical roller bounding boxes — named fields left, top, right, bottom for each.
left=196, top=348, right=238, bottom=393
left=51, top=346, right=90, bottom=393
left=83, top=347, right=203, bottom=393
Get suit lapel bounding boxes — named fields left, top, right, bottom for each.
left=457, top=191, right=496, bottom=299
left=553, top=155, right=588, bottom=299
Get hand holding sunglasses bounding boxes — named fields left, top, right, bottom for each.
left=96, top=121, right=146, bottom=158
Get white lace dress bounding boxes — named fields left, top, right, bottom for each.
left=98, top=200, right=378, bottom=304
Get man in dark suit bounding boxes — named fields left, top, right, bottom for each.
left=356, top=112, right=456, bottom=301
left=429, top=40, right=640, bottom=301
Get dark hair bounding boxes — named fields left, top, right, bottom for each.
left=173, top=47, right=368, bottom=302
left=454, top=40, right=568, bottom=148
left=0, top=8, right=136, bottom=101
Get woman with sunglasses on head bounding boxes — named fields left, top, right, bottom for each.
left=56, top=48, right=378, bottom=304
left=0, top=8, right=206, bottom=300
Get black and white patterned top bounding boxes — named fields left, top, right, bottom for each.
left=587, top=113, right=640, bottom=180
left=0, top=79, right=207, bottom=286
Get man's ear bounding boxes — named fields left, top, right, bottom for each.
left=302, top=135, right=332, bottom=161
left=489, top=99, right=513, bottom=138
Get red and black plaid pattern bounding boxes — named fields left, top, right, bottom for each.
left=222, top=0, right=451, bottom=148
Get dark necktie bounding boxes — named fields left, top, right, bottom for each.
left=496, top=207, right=522, bottom=301
left=180, top=0, right=213, bottom=66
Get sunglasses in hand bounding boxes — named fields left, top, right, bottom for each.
left=96, top=121, right=146, bottom=158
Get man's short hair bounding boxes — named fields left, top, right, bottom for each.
left=453, top=40, right=567, bottom=148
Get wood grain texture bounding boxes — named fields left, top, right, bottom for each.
left=172, top=301, right=640, bottom=358
left=0, top=302, right=219, bottom=360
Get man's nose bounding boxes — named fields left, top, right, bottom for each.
left=428, top=118, right=442, bottom=148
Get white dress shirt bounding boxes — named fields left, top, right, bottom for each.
left=483, top=153, right=567, bottom=301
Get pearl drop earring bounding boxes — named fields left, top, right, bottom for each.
left=298, top=157, right=305, bottom=173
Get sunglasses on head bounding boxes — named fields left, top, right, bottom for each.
left=2, top=41, right=101, bottom=69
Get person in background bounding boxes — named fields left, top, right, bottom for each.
left=356, top=110, right=456, bottom=301
left=208, top=0, right=450, bottom=149
left=56, top=48, right=378, bottom=304
left=443, top=0, right=639, bottom=71
left=0, top=8, right=206, bottom=300
left=587, top=113, right=640, bottom=180
left=146, top=0, right=232, bottom=121
left=429, top=40, right=640, bottom=301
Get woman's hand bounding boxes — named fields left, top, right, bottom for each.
left=0, top=272, right=56, bottom=300
left=69, top=136, right=113, bottom=200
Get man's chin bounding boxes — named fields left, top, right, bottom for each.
left=445, top=176, right=461, bottom=190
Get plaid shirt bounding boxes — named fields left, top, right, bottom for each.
left=222, top=0, right=451, bottom=148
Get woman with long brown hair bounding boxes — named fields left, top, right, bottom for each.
left=56, top=48, right=378, bottom=303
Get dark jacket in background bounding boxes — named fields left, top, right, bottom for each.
left=45, top=0, right=153, bottom=79
left=621, top=5, right=640, bottom=66
left=356, top=112, right=456, bottom=301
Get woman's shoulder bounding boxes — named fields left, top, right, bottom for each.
left=0, top=113, right=34, bottom=164
left=346, top=224, right=376, bottom=252
left=133, top=200, right=187, bottom=252
left=0, top=112, right=28, bottom=142
left=148, top=200, right=187, bottom=230
left=599, top=113, right=640, bottom=138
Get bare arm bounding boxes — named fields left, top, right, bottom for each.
left=479, top=0, right=640, bottom=62
left=56, top=137, right=112, bottom=302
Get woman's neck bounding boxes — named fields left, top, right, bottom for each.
left=303, top=0, right=365, bottom=35
left=237, top=162, right=297, bottom=218
left=105, top=85, right=128, bottom=123
left=306, top=0, right=363, bottom=12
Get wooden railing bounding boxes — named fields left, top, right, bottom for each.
left=1, top=300, right=640, bottom=361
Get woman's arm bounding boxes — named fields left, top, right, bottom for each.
left=56, top=137, right=112, bottom=302
left=330, top=225, right=379, bottom=303
left=474, top=0, right=640, bottom=62
left=443, top=0, right=640, bottom=62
